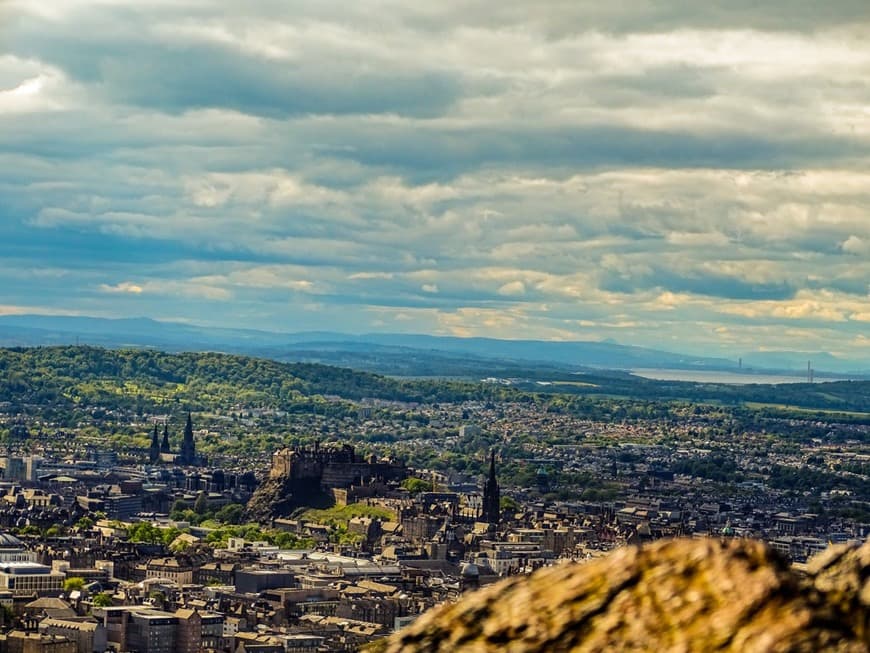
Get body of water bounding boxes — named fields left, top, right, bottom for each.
left=630, top=368, right=851, bottom=385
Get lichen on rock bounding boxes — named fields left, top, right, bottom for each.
left=371, top=538, right=870, bottom=652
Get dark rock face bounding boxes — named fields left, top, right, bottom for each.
left=372, top=538, right=870, bottom=652
left=245, top=445, right=408, bottom=522
left=244, top=474, right=326, bottom=523
left=244, top=475, right=291, bottom=524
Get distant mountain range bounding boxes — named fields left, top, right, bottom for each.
left=0, top=314, right=867, bottom=377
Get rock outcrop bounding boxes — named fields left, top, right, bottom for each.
left=245, top=445, right=408, bottom=522
left=244, top=473, right=301, bottom=523
left=371, top=538, right=870, bottom=652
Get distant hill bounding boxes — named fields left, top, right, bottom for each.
left=0, top=346, right=869, bottom=416
left=0, top=315, right=291, bottom=350
left=283, top=332, right=736, bottom=370
left=0, top=346, right=520, bottom=413
left=4, top=314, right=866, bottom=377
left=739, top=349, right=855, bottom=374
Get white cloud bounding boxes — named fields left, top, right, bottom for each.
left=99, top=282, right=144, bottom=294
left=497, top=280, right=526, bottom=296
left=99, top=279, right=231, bottom=301
left=0, top=304, right=83, bottom=316
left=2, top=1, right=870, bottom=359
left=348, top=272, right=395, bottom=280
left=842, top=235, right=869, bottom=256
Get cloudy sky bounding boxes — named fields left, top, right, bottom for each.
left=1, top=1, right=869, bottom=359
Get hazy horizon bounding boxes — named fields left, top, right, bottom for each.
left=2, top=1, right=869, bottom=361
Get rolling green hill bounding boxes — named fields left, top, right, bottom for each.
left=0, top=346, right=868, bottom=420
left=0, top=346, right=514, bottom=412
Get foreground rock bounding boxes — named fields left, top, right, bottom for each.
left=370, top=538, right=870, bottom=652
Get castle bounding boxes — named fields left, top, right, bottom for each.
left=245, top=443, right=408, bottom=519
left=269, top=443, right=406, bottom=491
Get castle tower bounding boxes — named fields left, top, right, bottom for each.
left=179, top=412, right=197, bottom=466
left=161, top=422, right=171, bottom=453
left=482, top=450, right=500, bottom=524
left=149, top=424, right=161, bottom=463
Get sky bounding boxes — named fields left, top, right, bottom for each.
left=1, top=1, right=869, bottom=360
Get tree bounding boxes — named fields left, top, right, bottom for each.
left=193, top=492, right=208, bottom=515
left=169, top=500, right=190, bottom=520
left=0, top=604, right=13, bottom=626
left=128, top=522, right=163, bottom=544
left=401, top=477, right=433, bottom=494
left=63, top=577, right=86, bottom=593
left=161, top=527, right=182, bottom=546
left=179, top=509, right=200, bottom=525
left=75, top=516, right=94, bottom=531
left=148, top=590, right=166, bottom=609
left=215, top=503, right=245, bottom=525
left=500, top=496, right=520, bottom=512
left=92, top=593, right=113, bottom=607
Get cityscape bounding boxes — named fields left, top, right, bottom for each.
left=0, top=346, right=866, bottom=651
left=2, top=0, right=869, bottom=649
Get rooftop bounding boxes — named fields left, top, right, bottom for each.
left=0, top=533, right=24, bottom=549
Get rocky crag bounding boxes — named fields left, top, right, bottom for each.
left=370, top=538, right=870, bottom=652
left=245, top=446, right=350, bottom=522
left=245, top=445, right=408, bottom=522
left=244, top=472, right=302, bottom=523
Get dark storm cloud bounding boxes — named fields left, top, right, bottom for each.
left=314, top=123, right=867, bottom=180
left=386, top=0, right=870, bottom=35
left=599, top=266, right=798, bottom=301
left=10, top=9, right=464, bottom=120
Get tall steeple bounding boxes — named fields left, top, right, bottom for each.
left=482, top=450, right=500, bottom=524
left=149, top=424, right=160, bottom=463
left=160, top=422, right=171, bottom=453
left=180, top=412, right=197, bottom=466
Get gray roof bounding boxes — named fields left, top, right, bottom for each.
left=0, top=533, right=24, bottom=548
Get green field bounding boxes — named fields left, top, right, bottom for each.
left=743, top=401, right=870, bottom=418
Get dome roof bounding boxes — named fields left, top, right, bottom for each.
left=461, top=562, right=480, bottom=577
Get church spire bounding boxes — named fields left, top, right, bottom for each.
left=160, top=422, right=171, bottom=453
left=180, top=412, right=197, bottom=466
left=482, top=450, right=500, bottom=524
left=149, top=424, right=160, bottom=463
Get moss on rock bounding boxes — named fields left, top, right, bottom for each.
left=372, top=538, right=870, bottom=652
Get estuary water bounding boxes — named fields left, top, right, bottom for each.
left=629, top=368, right=852, bottom=385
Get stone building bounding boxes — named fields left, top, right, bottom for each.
left=145, top=557, right=196, bottom=586
left=38, top=618, right=106, bottom=653
left=0, top=631, right=76, bottom=653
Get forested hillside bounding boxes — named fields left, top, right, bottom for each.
left=0, top=346, right=515, bottom=412
left=0, top=346, right=868, bottom=418
left=521, top=375, right=870, bottom=415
